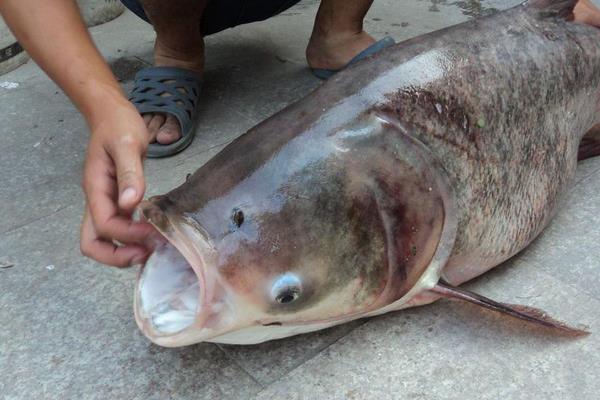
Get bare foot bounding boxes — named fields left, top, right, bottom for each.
left=143, top=37, right=204, bottom=146
left=574, top=0, right=600, bottom=28
left=306, top=30, right=376, bottom=71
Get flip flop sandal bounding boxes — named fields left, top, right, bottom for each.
left=311, top=36, right=396, bottom=80
left=129, top=67, right=203, bottom=158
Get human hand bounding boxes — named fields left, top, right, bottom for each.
left=80, top=100, right=160, bottom=267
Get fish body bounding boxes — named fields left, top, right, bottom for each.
left=135, top=0, right=600, bottom=346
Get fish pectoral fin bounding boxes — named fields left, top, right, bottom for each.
left=430, top=281, right=589, bottom=337
left=578, top=124, right=600, bottom=161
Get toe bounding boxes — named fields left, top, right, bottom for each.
left=147, top=114, right=166, bottom=141
left=156, top=115, right=182, bottom=145
left=142, top=114, right=157, bottom=142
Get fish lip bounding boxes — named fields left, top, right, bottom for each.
left=134, top=200, right=216, bottom=346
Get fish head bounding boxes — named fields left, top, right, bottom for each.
left=134, top=113, right=456, bottom=346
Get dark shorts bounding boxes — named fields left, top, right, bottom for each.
left=120, top=0, right=303, bottom=36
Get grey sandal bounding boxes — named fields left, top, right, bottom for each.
left=129, top=67, right=203, bottom=158
left=311, top=36, right=396, bottom=80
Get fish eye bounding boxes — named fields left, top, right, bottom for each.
left=271, top=273, right=302, bottom=305
left=231, top=208, right=244, bottom=228
left=276, top=289, right=300, bottom=304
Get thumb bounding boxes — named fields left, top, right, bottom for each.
left=111, top=138, right=145, bottom=212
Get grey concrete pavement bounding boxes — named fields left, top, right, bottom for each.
left=1, top=1, right=599, bottom=399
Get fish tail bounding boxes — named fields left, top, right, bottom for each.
left=526, top=0, right=579, bottom=20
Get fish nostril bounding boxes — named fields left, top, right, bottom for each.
left=232, top=208, right=244, bottom=228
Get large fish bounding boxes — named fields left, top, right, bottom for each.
left=134, top=0, right=600, bottom=347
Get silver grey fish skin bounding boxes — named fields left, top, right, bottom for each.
left=136, top=0, right=600, bottom=345
left=367, top=3, right=600, bottom=283
left=168, top=2, right=600, bottom=284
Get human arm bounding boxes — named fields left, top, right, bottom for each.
left=0, top=0, right=157, bottom=266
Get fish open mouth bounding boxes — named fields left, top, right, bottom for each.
left=134, top=200, right=217, bottom=346
left=138, top=242, right=200, bottom=335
